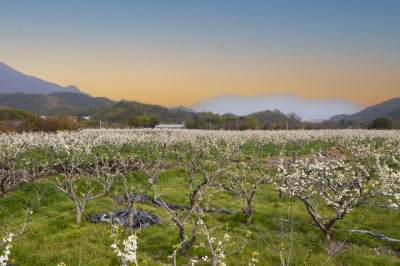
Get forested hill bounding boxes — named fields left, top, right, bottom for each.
left=0, top=92, right=293, bottom=126
left=88, top=102, right=290, bottom=125
left=0, top=92, right=195, bottom=123
left=92, top=101, right=192, bottom=123
left=0, top=108, right=33, bottom=121
left=248, top=109, right=288, bottom=123
left=0, top=92, right=114, bottom=116
left=330, top=98, right=400, bottom=122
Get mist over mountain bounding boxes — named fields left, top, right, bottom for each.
left=3, top=61, right=393, bottom=124
left=0, top=62, right=82, bottom=94
left=192, top=93, right=365, bottom=121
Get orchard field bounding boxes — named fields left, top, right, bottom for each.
left=1, top=129, right=400, bottom=265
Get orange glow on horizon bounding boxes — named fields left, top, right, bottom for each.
left=1, top=1, right=399, bottom=109
left=2, top=54, right=399, bottom=108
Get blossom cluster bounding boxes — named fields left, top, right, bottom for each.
left=0, top=233, right=14, bottom=266
left=109, top=222, right=138, bottom=266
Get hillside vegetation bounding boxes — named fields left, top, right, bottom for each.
left=0, top=92, right=113, bottom=115
left=0, top=108, right=32, bottom=121
left=331, top=98, right=400, bottom=122
left=0, top=93, right=292, bottom=128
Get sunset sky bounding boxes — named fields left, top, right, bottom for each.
left=1, top=0, right=399, bottom=107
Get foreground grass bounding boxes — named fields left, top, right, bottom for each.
left=1, top=163, right=400, bottom=266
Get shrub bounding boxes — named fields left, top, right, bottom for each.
left=370, top=117, right=392, bottom=129
left=238, top=124, right=248, bottom=131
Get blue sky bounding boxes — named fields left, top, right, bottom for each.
left=0, top=0, right=399, bottom=106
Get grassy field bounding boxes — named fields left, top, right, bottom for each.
left=1, top=130, right=400, bottom=265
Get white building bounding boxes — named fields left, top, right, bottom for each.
left=155, top=123, right=184, bottom=129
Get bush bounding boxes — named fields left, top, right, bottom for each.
left=128, top=115, right=159, bottom=128
left=274, top=123, right=286, bottom=130
left=370, top=117, right=392, bottom=129
left=238, top=124, right=248, bottom=131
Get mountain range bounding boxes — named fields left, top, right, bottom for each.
left=330, top=98, right=400, bottom=122
left=0, top=92, right=114, bottom=116
left=192, top=93, right=365, bottom=121
left=0, top=62, right=81, bottom=94
left=0, top=61, right=398, bottom=123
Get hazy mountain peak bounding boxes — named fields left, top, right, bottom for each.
left=0, top=62, right=82, bottom=94
left=170, top=105, right=195, bottom=113
left=63, top=85, right=81, bottom=93
left=192, top=93, right=365, bottom=121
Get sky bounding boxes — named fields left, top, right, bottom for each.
left=0, top=0, right=399, bottom=107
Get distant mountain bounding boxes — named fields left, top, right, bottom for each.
left=248, top=109, right=288, bottom=123
left=92, top=101, right=193, bottom=124
left=0, top=62, right=82, bottom=94
left=0, top=92, right=193, bottom=123
left=170, top=105, right=195, bottom=113
left=49, top=92, right=114, bottom=108
left=0, top=92, right=114, bottom=116
left=331, top=98, right=400, bottom=122
left=192, top=93, right=365, bottom=121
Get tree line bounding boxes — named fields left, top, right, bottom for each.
left=1, top=107, right=398, bottom=132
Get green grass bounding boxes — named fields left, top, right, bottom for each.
left=1, top=141, right=400, bottom=265
left=1, top=167, right=400, bottom=266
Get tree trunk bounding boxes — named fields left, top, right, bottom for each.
left=181, top=242, right=189, bottom=257
left=126, top=207, right=135, bottom=236
left=178, top=226, right=189, bottom=257
left=189, top=176, right=193, bottom=189
left=212, top=255, right=219, bottom=266
left=93, top=154, right=99, bottom=178
left=304, top=201, right=334, bottom=242
left=74, top=202, right=86, bottom=225
left=31, top=158, right=36, bottom=178
left=175, top=148, right=180, bottom=166
left=179, top=227, right=198, bottom=258
left=76, top=208, right=83, bottom=225
left=50, top=146, right=54, bottom=167
left=280, top=176, right=283, bottom=202
left=323, top=228, right=332, bottom=242
left=121, top=144, right=126, bottom=154
left=245, top=211, right=253, bottom=226
left=162, top=143, right=167, bottom=157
